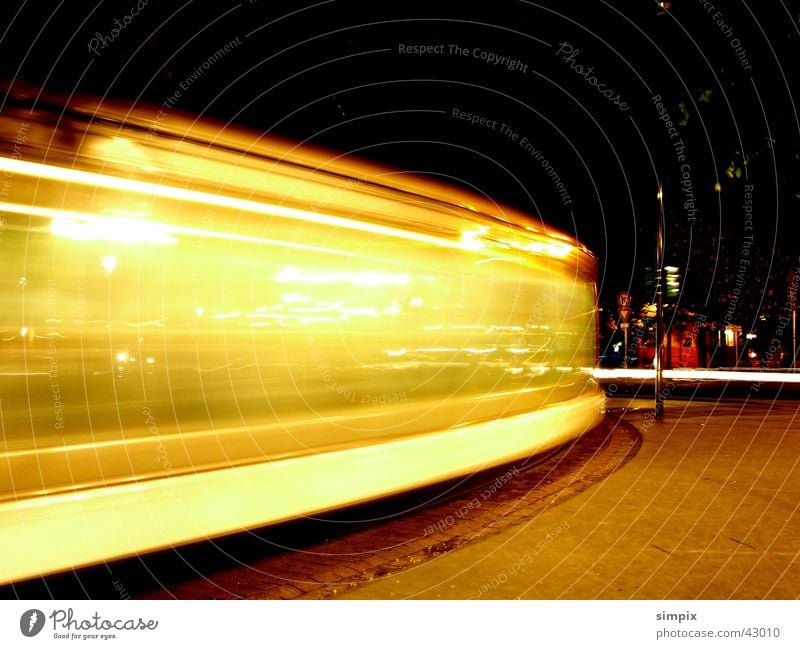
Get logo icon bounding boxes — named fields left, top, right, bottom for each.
left=20, top=609, right=45, bottom=637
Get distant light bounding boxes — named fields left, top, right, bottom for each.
left=195, top=307, right=205, bottom=317
left=746, top=333, right=757, bottom=340
left=102, top=255, right=117, bottom=274
left=19, top=327, right=28, bottom=337
left=281, top=293, right=311, bottom=304
left=146, top=357, right=155, bottom=364
left=116, top=351, right=129, bottom=362
left=724, top=328, right=735, bottom=345
left=507, top=347, right=531, bottom=354
left=213, top=311, right=241, bottom=320
left=51, top=215, right=177, bottom=245
left=459, top=227, right=487, bottom=251
left=714, top=182, right=722, bottom=192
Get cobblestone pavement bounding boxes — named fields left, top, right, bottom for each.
left=339, top=397, right=800, bottom=599
left=7, top=396, right=797, bottom=600
left=131, top=415, right=640, bottom=600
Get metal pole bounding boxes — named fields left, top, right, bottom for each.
left=655, top=184, right=665, bottom=417
left=623, top=326, right=628, bottom=369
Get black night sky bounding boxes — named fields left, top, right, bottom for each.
left=2, top=0, right=799, bottom=349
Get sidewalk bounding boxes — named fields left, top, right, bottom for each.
left=338, top=397, right=800, bottom=599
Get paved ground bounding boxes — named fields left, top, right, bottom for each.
left=9, top=394, right=798, bottom=600
left=131, top=415, right=639, bottom=600
left=339, top=396, right=800, bottom=599
left=4, top=410, right=638, bottom=600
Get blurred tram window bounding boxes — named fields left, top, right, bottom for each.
left=0, top=97, right=601, bottom=526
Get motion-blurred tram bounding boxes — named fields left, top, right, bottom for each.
left=0, top=92, right=604, bottom=583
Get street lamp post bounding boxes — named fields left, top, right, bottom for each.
left=793, top=306, right=797, bottom=371
left=655, top=184, right=665, bottom=417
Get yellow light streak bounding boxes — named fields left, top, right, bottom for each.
left=51, top=215, right=177, bottom=245
left=522, top=241, right=573, bottom=257
left=274, top=266, right=410, bottom=286
left=459, top=227, right=488, bottom=251
left=0, top=392, right=604, bottom=584
left=212, top=311, right=241, bottom=320
left=0, top=201, right=380, bottom=262
left=0, top=157, right=514, bottom=255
